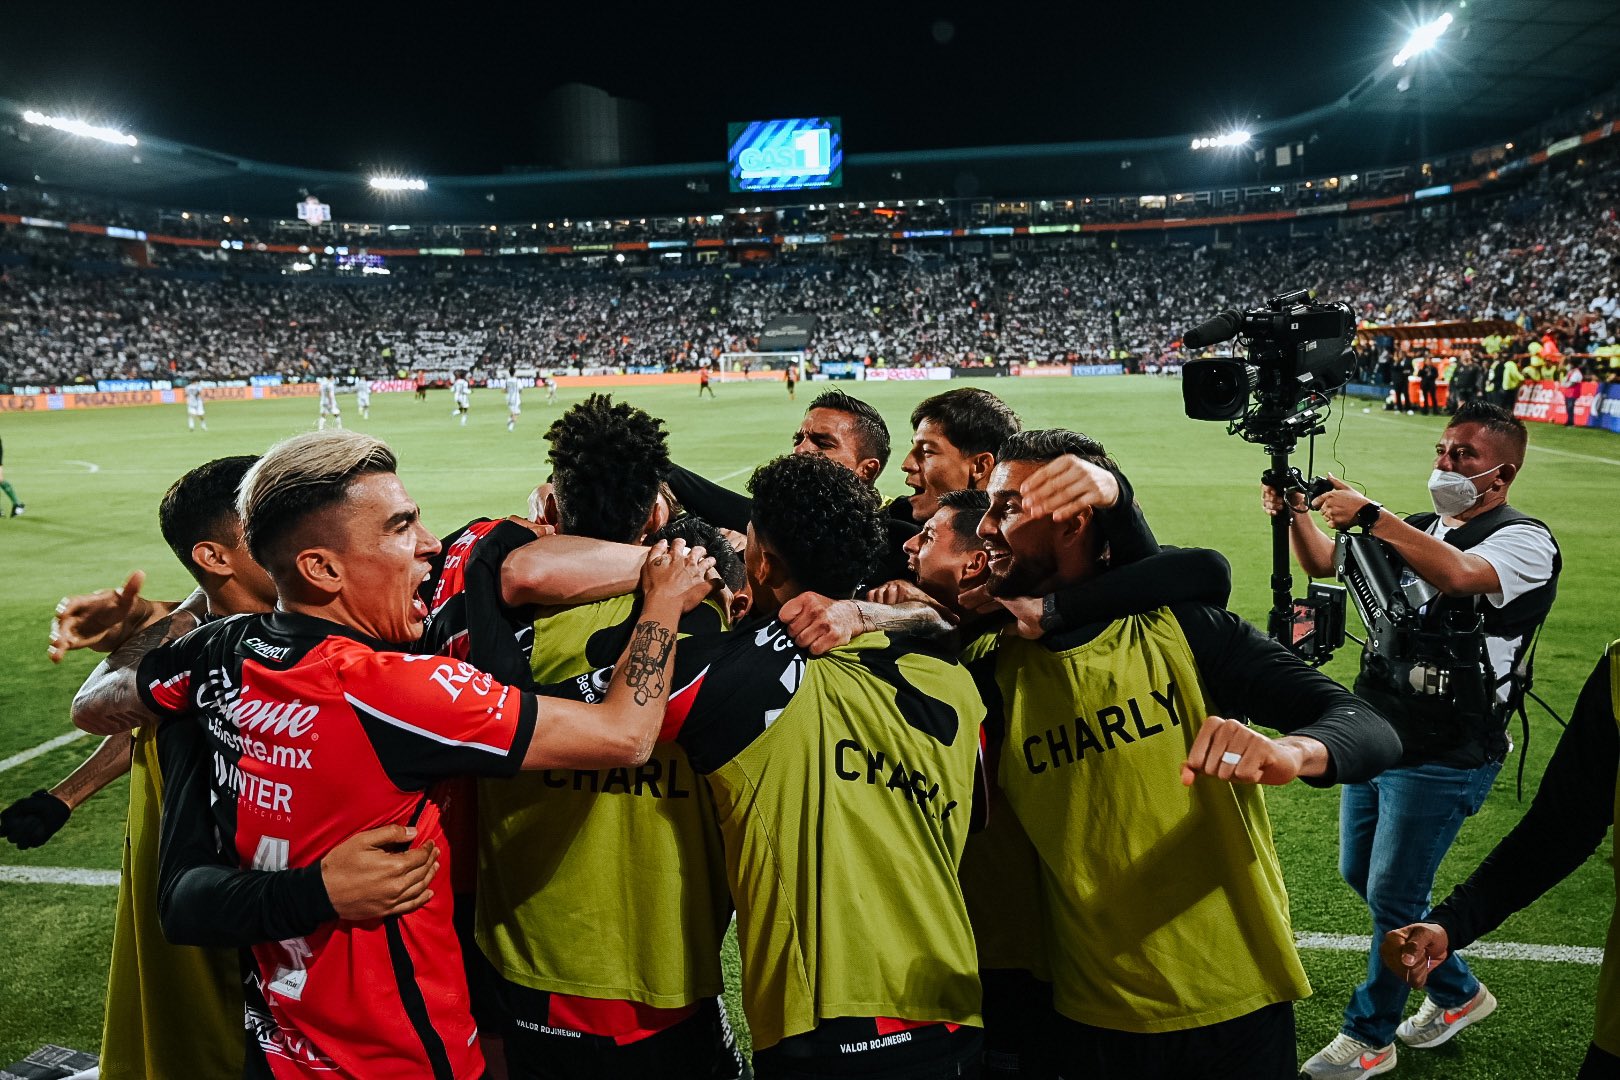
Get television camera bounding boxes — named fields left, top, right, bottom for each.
left=1181, top=289, right=1361, bottom=664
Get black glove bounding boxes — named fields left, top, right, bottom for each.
left=0, top=790, right=72, bottom=849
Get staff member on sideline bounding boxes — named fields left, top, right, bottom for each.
left=1266, top=401, right=1560, bottom=1080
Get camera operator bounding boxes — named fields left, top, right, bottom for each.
left=1264, top=400, right=1561, bottom=1080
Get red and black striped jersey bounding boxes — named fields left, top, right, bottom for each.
left=418, top=518, right=540, bottom=896
left=137, top=611, right=537, bottom=1080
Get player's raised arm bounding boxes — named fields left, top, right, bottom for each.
left=522, top=540, right=715, bottom=769
left=68, top=594, right=208, bottom=735
left=48, top=572, right=192, bottom=663
left=500, top=533, right=651, bottom=608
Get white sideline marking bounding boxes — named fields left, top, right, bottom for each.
left=1523, top=444, right=1620, bottom=467
left=714, top=466, right=755, bottom=482
left=0, top=866, right=1605, bottom=969
left=64, top=460, right=101, bottom=474
left=0, top=731, right=88, bottom=773
left=1359, top=413, right=1620, bottom=466
left=0, top=866, right=119, bottom=886
left=1295, top=931, right=1602, bottom=966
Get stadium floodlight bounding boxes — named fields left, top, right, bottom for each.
left=368, top=176, right=427, bottom=192
left=21, top=109, right=137, bottom=147
left=1190, top=130, right=1252, bottom=151
left=1393, top=11, right=1453, bottom=67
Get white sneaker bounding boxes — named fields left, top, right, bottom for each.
left=1397, top=983, right=1497, bottom=1048
left=1301, top=1033, right=1398, bottom=1079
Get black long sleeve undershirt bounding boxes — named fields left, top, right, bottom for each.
left=1049, top=546, right=1231, bottom=631
left=665, top=462, right=753, bottom=534
left=974, top=602, right=1402, bottom=787
left=1167, top=602, right=1404, bottom=786
left=1428, top=652, right=1617, bottom=951
left=155, top=716, right=336, bottom=948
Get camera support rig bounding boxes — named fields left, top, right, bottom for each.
left=1182, top=288, right=1355, bottom=664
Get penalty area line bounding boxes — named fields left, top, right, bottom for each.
left=0, top=730, right=88, bottom=774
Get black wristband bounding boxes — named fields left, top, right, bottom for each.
left=1039, top=593, right=1061, bottom=635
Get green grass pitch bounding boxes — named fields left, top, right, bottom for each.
left=0, top=376, right=1613, bottom=1076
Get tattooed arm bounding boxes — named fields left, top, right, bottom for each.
left=69, top=592, right=207, bottom=735
left=520, top=540, right=713, bottom=770
left=779, top=591, right=956, bottom=656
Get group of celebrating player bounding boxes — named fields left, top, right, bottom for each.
left=24, top=385, right=1416, bottom=1080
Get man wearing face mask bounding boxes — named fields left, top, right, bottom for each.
left=1263, top=400, right=1561, bottom=1080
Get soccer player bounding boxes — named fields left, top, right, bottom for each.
left=899, top=388, right=1022, bottom=522
left=415, top=369, right=429, bottom=401
left=453, top=369, right=472, bottom=425
left=854, top=484, right=1235, bottom=1080
left=969, top=429, right=1402, bottom=1080
left=70, top=430, right=715, bottom=1080
left=185, top=383, right=207, bottom=431
left=543, top=374, right=558, bottom=405
left=667, top=388, right=919, bottom=582
left=784, top=364, right=797, bottom=400
left=355, top=377, right=371, bottom=420
left=317, top=376, right=342, bottom=430
left=0, top=436, right=23, bottom=516
left=45, top=457, right=440, bottom=1080
left=698, top=365, right=715, bottom=398
left=473, top=395, right=747, bottom=1080
left=548, top=453, right=988, bottom=1079
left=503, top=370, right=522, bottom=432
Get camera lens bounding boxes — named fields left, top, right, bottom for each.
left=1204, top=368, right=1241, bottom=411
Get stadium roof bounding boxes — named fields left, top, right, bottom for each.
left=2, top=0, right=1617, bottom=222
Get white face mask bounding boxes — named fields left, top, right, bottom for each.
left=1427, top=465, right=1500, bottom=517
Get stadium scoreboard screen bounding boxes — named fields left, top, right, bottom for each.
left=728, top=118, right=843, bottom=193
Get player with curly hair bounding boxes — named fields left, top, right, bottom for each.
left=544, top=452, right=988, bottom=1078
left=474, top=393, right=751, bottom=1080
left=538, top=393, right=672, bottom=543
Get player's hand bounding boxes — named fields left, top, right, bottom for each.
left=639, top=540, right=718, bottom=612
left=956, top=581, right=1004, bottom=621
left=1179, top=715, right=1312, bottom=787
left=864, top=580, right=933, bottom=607
left=1381, top=923, right=1451, bottom=988
left=49, top=570, right=148, bottom=662
left=1260, top=481, right=1308, bottom=518
left=1309, top=474, right=1374, bottom=531
left=0, top=790, right=72, bottom=850
left=502, top=515, right=556, bottom=539
left=780, top=593, right=866, bottom=655
left=996, top=595, right=1048, bottom=639
left=1020, top=454, right=1119, bottom=522
left=320, top=825, right=439, bottom=921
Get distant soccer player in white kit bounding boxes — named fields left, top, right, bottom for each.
left=355, top=378, right=371, bottom=420
left=543, top=373, right=558, bottom=404
left=504, top=370, right=523, bottom=431
left=318, top=376, right=342, bottom=430
left=452, top=370, right=471, bottom=425
left=185, top=384, right=207, bottom=431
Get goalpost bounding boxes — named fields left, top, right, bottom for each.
left=714, top=352, right=805, bottom=381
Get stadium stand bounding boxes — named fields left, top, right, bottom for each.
left=2, top=109, right=1617, bottom=388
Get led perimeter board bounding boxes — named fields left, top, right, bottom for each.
left=728, top=117, right=843, bottom=193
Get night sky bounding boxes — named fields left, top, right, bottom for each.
left=0, top=1, right=1462, bottom=173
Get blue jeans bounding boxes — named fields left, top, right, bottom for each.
left=1338, top=760, right=1502, bottom=1047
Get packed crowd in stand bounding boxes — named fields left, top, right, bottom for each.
left=1, top=139, right=1617, bottom=387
